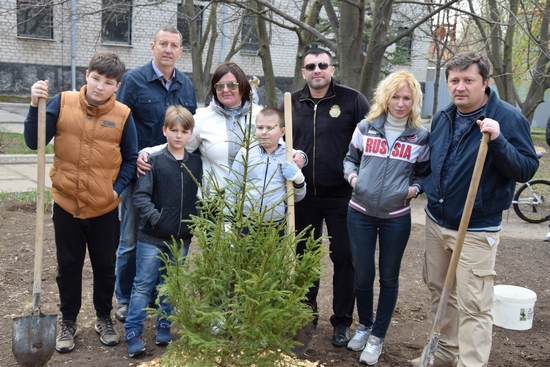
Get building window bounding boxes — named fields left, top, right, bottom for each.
left=396, top=27, right=412, bottom=62
left=17, top=0, right=54, bottom=39
left=177, top=4, right=203, bottom=49
left=241, top=15, right=259, bottom=53
left=102, top=0, right=132, bottom=45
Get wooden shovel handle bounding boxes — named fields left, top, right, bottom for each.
left=284, top=92, right=295, bottom=234
left=32, top=98, right=47, bottom=315
left=419, top=132, right=490, bottom=367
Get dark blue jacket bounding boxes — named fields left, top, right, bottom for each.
left=424, top=88, right=539, bottom=231
left=116, top=61, right=197, bottom=151
left=133, top=147, right=202, bottom=244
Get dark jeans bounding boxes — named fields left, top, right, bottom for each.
left=115, top=182, right=138, bottom=305
left=53, top=203, right=119, bottom=321
left=295, top=195, right=355, bottom=327
left=347, top=207, right=411, bottom=339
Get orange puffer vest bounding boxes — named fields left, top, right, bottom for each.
left=50, top=86, right=131, bottom=219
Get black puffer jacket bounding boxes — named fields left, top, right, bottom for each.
left=280, top=79, right=370, bottom=197
left=134, top=147, right=202, bottom=244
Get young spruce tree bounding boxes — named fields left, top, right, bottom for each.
left=155, top=103, right=326, bottom=366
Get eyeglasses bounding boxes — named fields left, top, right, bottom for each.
left=303, top=62, right=331, bottom=71
left=214, top=81, right=239, bottom=91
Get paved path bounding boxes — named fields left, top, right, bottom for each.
left=0, top=102, right=548, bottom=242
left=0, top=102, right=53, bottom=192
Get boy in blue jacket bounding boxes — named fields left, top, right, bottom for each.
left=227, top=107, right=306, bottom=225
left=124, top=105, right=202, bottom=357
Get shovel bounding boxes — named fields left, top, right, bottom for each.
left=417, top=131, right=490, bottom=367
left=12, top=97, right=57, bottom=367
left=283, top=92, right=314, bottom=357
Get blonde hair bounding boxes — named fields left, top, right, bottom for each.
left=366, top=70, right=423, bottom=129
left=257, top=107, right=284, bottom=127
left=164, top=105, right=194, bottom=130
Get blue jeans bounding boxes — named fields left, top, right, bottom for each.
left=124, top=238, right=190, bottom=336
left=347, top=207, right=411, bottom=339
left=116, top=183, right=138, bottom=304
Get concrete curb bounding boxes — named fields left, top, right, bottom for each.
left=0, top=154, right=54, bottom=164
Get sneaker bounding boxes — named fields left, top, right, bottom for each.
left=56, top=320, right=77, bottom=353
left=126, top=331, right=146, bottom=357
left=359, top=335, right=384, bottom=365
left=156, top=320, right=172, bottom=345
left=115, top=303, right=128, bottom=321
left=95, top=316, right=120, bottom=346
left=347, top=324, right=371, bottom=351
left=544, top=232, right=550, bottom=242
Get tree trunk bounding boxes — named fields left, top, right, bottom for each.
left=335, top=1, right=365, bottom=90
left=185, top=0, right=218, bottom=105
left=254, top=4, right=277, bottom=107
left=360, top=0, right=394, bottom=101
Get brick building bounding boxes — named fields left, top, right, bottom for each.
left=0, top=0, right=431, bottom=105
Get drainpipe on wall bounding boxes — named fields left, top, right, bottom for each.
left=71, top=0, right=76, bottom=91
left=220, top=4, right=227, bottom=62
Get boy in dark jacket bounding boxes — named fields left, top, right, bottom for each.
left=124, top=105, right=202, bottom=357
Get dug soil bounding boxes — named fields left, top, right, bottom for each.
left=1, top=195, right=549, bottom=367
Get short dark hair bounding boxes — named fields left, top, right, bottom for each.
left=257, top=107, right=285, bottom=127
left=88, top=51, right=126, bottom=82
left=154, top=25, right=183, bottom=46
left=445, top=52, right=491, bottom=83
left=164, top=105, right=194, bottom=131
left=210, top=62, right=251, bottom=107
left=302, top=48, right=333, bottom=65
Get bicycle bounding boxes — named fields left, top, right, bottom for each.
left=511, top=179, right=550, bottom=223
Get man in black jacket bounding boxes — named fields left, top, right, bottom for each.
left=280, top=48, right=370, bottom=347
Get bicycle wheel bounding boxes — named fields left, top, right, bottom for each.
left=512, top=179, right=550, bottom=223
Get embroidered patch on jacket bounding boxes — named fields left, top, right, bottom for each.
left=329, top=105, right=341, bottom=118
left=102, top=120, right=116, bottom=127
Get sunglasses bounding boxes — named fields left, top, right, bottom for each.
left=303, top=62, right=331, bottom=71
left=214, top=81, right=239, bottom=91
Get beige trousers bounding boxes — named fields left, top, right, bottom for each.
left=423, top=216, right=498, bottom=367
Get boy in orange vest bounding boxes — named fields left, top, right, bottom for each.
left=24, top=51, right=138, bottom=354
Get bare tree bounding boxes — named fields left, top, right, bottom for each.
left=464, top=0, right=550, bottom=122
left=180, top=0, right=219, bottom=105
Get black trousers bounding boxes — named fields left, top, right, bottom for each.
left=295, top=195, right=355, bottom=327
left=53, top=203, right=119, bottom=321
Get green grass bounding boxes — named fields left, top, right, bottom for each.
left=0, top=189, right=53, bottom=212
left=0, top=96, right=30, bottom=103
left=0, top=130, right=54, bottom=154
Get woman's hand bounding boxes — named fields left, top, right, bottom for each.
left=136, top=152, right=151, bottom=177
left=406, top=186, right=417, bottom=199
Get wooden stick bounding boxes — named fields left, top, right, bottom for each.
left=418, top=132, right=490, bottom=367
left=284, top=92, right=295, bottom=235
left=32, top=97, right=46, bottom=315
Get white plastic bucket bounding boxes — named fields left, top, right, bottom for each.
left=492, top=285, right=537, bottom=331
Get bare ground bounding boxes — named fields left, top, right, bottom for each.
left=1, top=194, right=549, bottom=367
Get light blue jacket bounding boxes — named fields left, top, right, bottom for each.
left=227, top=143, right=306, bottom=222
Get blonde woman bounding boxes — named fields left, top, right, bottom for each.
left=343, top=71, right=430, bottom=365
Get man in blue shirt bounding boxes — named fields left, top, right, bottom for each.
left=114, top=25, right=197, bottom=322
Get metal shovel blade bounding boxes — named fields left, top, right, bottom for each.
left=290, top=319, right=314, bottom=357
left=12, top=313, right=57, bottom=367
